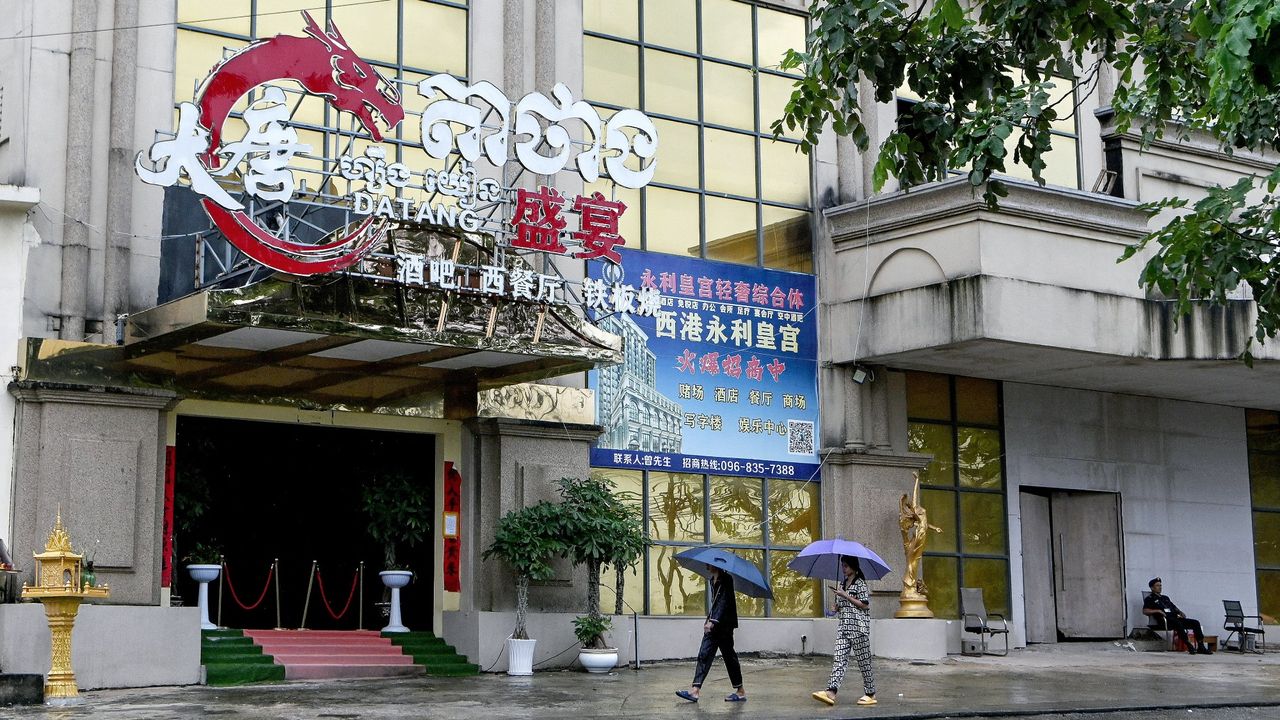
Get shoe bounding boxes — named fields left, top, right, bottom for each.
left=857, top=695, right=878, bottom=706
left=1198, top=645, right=1213, bottom=655
left=1187, top=646, right=1197, bottom=655
left=724, top=694, right=747, bottom=702
left=812, top=690, right=836, bottom=706
left=675, top=690, right=698, bottom=703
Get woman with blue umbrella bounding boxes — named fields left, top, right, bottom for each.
left=788, top=539, right=889, bottom=707
left=671, top=547, right=771, bottom=703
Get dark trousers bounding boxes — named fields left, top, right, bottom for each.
left=692, top=627, right=742, bottom=689
left=1168, top=616, right=1206, bottom=650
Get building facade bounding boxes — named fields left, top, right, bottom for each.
left=0, top=0, right=1274, bottom=687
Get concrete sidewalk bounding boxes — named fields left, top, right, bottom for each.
left=7, top=643, right=1280, bottom=719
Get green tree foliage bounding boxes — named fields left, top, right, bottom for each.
left=777, top=0, right=1280, bottom=360
left=482, top=501, right=566, bottom=640
left=361, top=469, right=432, bottom=570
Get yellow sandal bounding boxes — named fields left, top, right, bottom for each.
left=856, top=695, right=878, bottom=705
left=812, top=690, right=836, bottom=706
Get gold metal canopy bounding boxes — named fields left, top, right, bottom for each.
left=18, top=272, right=620, bottom=414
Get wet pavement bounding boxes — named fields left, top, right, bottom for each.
left=6, top=643, right=1279, bottom=719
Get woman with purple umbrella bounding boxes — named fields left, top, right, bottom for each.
left=812, top=555, right=876, bottom=707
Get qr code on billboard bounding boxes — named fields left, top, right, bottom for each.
left=788, top=420, right=814, bottom=455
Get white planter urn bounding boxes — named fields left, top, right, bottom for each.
left=578, top=647, right=619, bottom=673
left=186, top=564, right=221, bottom=630
left=507, top=637, right=536, bottom=676
left=379, top=570, right=413, bottom=632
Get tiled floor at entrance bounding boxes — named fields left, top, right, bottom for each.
left=244, top=630, right=423, bottom=680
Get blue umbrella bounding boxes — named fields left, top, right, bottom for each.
left=787, top=538, right=892, bottom=581
left=672, top=547, right=773, bottom=599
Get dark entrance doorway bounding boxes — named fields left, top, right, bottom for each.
left=173, top=416, right=435, bottom=631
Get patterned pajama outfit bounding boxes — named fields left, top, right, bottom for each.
left=828, top=576, right=875, bottom=697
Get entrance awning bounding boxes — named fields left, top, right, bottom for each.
left=20, top=275, right=620, bottom=413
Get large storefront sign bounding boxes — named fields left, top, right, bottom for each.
left=135, top=11, right=658, bottom=279
left=588, top=249, right=820, bottom=480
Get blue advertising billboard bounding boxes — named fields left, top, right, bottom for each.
left=588, top=248, right=820, bottom=480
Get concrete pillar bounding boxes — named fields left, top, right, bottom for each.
left=9, top=384, right=178, bottom=604
left=103, top=0, right=138, bottom=340
left=58, top=0, right=98, bottom=340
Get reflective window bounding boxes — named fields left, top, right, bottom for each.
left=905, top=371, right=1009, bottom=619
left=1247, top=409, right=1280, bottom=621
left=583, top=0, right=812, bottom=272
left=595, top=469, right=822, bottom=617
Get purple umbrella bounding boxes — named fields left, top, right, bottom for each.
left=787, top=538, right=892, bottom=581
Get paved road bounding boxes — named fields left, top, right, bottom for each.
left=5, top=644, right=1277, bottom=719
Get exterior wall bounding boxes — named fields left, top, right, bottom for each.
left=1003, top=383, right=1257, bottom=646
left=0, top=187, right=40, bottom=545
left=0, top=603, right=200, bottom=688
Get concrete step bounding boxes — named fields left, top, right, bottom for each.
left=284, top=663, right=425, bottom=680
left=249, top=643, right=403, bottom=656
left=271, top=653, right=414, bottom=665
left=245, top=630, right=382, bottom=639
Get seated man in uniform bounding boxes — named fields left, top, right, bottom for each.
left=1143, top=577, right=1212, bottom=655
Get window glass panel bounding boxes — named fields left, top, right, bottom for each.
left=731, top=548, right=766, bottom=617
left=650, top=119, right=700, bottom=188
left=709, top=475, right=764, bottom=545
left=759, top=72, right=802, bottom=140
left=955, top=376, right=999, bottom=425
left=703, top=61, right=755, bottom=130
left=329, top=1, right=399, bottom=66
left=650, top=546, right=707, bottom=615
left=961, top=559, right=1009, bottom=616
left=594, top=468, right=643, bottom=506
left=957, top=427, right=1002, bottom=489
left=701, top=0, right=754, bottom=64
left=257, top=0, right=328, bottom=39
left=585, top=37, right=640, bottom=108
left=921, top=488, right=957, bottom=553
left=290, top=128, right=329, bottom=197
left=643, top=0, right=697, bottom=52
left=584, top=180, right=642, bottom=252
left=599, top=560, right=645, bottom=616
left=287, top=89, right=329, bottom=131
left=1254, top=511, right=1280, bottom=567
left=761, top=204, right=811, bottom=272
left=759, top=140, right=810, bottom=205
left=756, top=7, right=806, bottom=71
left=960, top=492, right=1006, bottom=554
left=648, top=471, right=704, bottom=542
left=403, top=1, right=468, bottom=74
left=644, top=50, right=699, bottom=120
left=705, top=195, right=759, bottom=267
left=703, top=129, right=757, bottom=197
left=923, top=556, right=958, bottom=618
left=906, top=371, right=951, bottom=420
left=768, top=479, right=820, bottom=547
left=585, top=0, right=638, bottom=39
left=1258, top=569, right=1280, bottom=622
left=909, top=423, right=955, bottom=486
left=176, top=31, right=248, bottom=104
left=771, top=550, right=823, bottom=617
left=1248, top=410, right=1280, bottom=452
left=1250, top=453, right=1280, bottom=508
left=178, top=0, right=251, bottom=34
left=1000, top=133, right=1079, bottom=189
left=644, top=188, right=701, bottom=258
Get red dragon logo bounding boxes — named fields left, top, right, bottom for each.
left=140, top=12, right=405, bottom=276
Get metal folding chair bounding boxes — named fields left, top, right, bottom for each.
left=1223, top=600, right=1265, bottom=653
left=960, top=587, right=1009, bottom=656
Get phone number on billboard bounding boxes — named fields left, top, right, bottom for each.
left=679, top=457, right=799, bottom=476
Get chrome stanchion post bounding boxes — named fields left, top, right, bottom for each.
left=357, top=561, right=364, bottom=631
left=273, top=558, right=284, bottom=630
left=300, top=560, right=317, bottom=630
left=216, top=555, right=224, bottom=629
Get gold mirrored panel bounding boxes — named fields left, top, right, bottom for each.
left=762, top=205, right=812, bottom=272
left=643, top=0, right=697, bottom=51
left=909, top=422, right=955, bottom=486
left=648, top=471, right=705, bottom=542
left=645, top=50, right=699, bottom=120
left=709, top=475, right=764, bottom=545
left=649, top=548, right=707, bottom=615
left=767, top=479, right=820, bottom=547
left=585, top=0, right=639, bottom=39
left=703, top=129, right=757, bottom=197
left=644, top=188, right=701, bottom=258
left=923, top=556, right=958, bottom=618
left=703, top=61, right=755, bottom=130
left=705, top=195, right=759, bottom=267
left=959, top=492, right=1006, bottom=554
left=585, top=37, right=641, bottom=108
left=770, top=550, right=823, bottom=617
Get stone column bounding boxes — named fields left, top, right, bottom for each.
left=9, top=384, right=178, bottom=604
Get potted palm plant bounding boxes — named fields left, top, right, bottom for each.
left=482, top=501, right=564, bottom=675
left=556, top=477, right=645, bottom=673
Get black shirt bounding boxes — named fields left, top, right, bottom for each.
left=707, top=574, right=739, bottom=630
left=1143, top=592, right=1181, bottom=617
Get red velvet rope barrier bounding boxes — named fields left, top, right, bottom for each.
left=223, top=561, right=274, bottom=612
left=315, top=567, right=360, bottom=621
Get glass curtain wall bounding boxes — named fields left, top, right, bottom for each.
left=593, top=467, right=822, bottom=618
left=904, top=371, right=1010, bottom=618
left=176, top=0, right=469, bottom=200
left=583, top=0, right=813, bottom=271
left=1247, top=409, right=1280, bottom=621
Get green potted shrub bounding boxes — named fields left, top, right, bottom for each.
left=482, top=500, right=565, bottom=675
left=360, top=468, right=431, bottom=632
left=556, top=477, right=645, bottom=672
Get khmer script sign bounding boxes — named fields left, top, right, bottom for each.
left=136, top=11, right=658, bottom=277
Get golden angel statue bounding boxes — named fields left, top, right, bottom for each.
left=895, top=472, right=942, bottom=618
